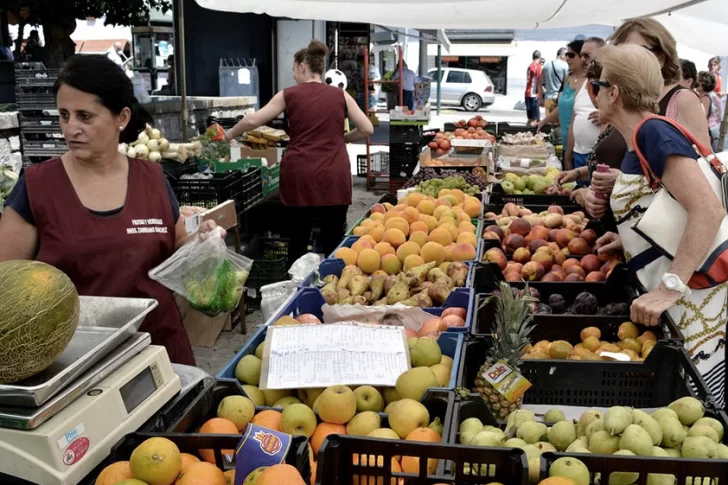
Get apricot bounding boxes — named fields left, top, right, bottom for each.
left=357, top=249, right=381, bottom=274
left=383, top=210, right=402, bottom=222
left=450, top=243, right=476, bottom=262
left=456, top=232, right=477, bottom=248
left=443, top=244, right=454, bottom=262
left=368, top=225, right=385, bottom=243
left=373, top=242, right=395, bottom=257
left=352, top=226, right=368, bottom=236
left=421, top=242, right=446, bottom=265
left=360, top=235, right=376, bottom=246
left=450, top=189, right=466, bottom=204
left=429, top=227, right=453, bottom=246
left=370, top=212, right=384, bottom=221
left=407, top=192, right=425, bottom=208
left=384, top=217, right=410, bottom=236
left=404, top=254, right=426, bottom=271
left=433, top=205, right=451, bottom=220
left=410, top=221, right=429, bottom=235
left=396, top=241, right=421, bottom=262
left=351, top=239, right=374, bottom=253
left=580, top=326, right=601, bottom=341
left=417, top=200, right=435, bottom=216
left=383, top=228, right=406, bottom=248
left=334, top=247, right=358, bottom=266
left=438, top=217, right=458, bottom=228
left=381, top=254, right=402, bottom=275
left=463, top=198, right=481, bottom=218
left=409, top=231, right=429, bottom=248
left=421, top=215, right=438, bottom=232
left=402, top=207, right=421, bottom=225
left=458, top=221, right=476, bottom=233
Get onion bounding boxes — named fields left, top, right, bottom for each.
left=146, top=139, right=160, bottom=152
left=148, top=151, right=162, bottom=162
left=135, top=144, right=149, bottom=158
left=159, top=138, right=170, bottom=152
left=150, top=128, right=161, bottom=140
left=137, top=132, right=150, bottom=144
left=126, top=146, right=137, bottom=158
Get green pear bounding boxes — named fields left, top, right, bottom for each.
left=694, top=417, right=724, bottom=441
left=549, top=420, right=577, bottom=451
left=549, top=457, right=590, bottom=485
left=608, top=450, right=639, bottom=485
left=619, top=424, right=655, bottom=456
left=632, top=409, right=663, bottom=446
left=669, top=397, right=705, bottom=425
left=517, top=421, right=548, bottom=444
left=687, top=424, right=720, bottom=443
left=605, top=407, right=632, bottom=436
left=545, top=408, right=567, bottom=423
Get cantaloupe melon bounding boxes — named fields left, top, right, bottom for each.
left=0, top=260, right=80, bottom=384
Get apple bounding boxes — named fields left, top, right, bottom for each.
left=354, top=386, right=385, bottom=413
left=281, top=403, right=317, bottom=437
left=396, top=367, right=439, bottom=401
left=217, top=396, right=256, bottom=431
left=317, top=386, right=357, bottom=425
left=273, top=396, right=302, bottom=409
left=242, top=385, right=266, bottom=407
left=234, top=355, right=262, bottom=385
left=388, top=398, right=431, bottom=438
left=297, top=388, right=325, bottom=409
left=263, top=389, right=294, bottom=407
left=502, top=180, right=516, bottom=194
left=346, top=411, right=382, bottom=436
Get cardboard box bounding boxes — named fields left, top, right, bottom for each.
left=230, top=146, right=284, bottom=166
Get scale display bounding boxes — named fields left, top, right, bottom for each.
left=120, top=366, right=157, bottom=414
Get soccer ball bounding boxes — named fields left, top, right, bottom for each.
left=325, top=69, right=348, bottom=90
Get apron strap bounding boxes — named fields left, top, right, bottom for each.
left=626, top=246, right=664, bottom=273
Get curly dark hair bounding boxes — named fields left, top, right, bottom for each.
left=697, top=71, right=717, bottom=93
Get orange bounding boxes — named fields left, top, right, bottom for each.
left=401, top=454, right=438, bottom=475
left=198, top=418, right=239, bottom=464
left=129, top=437, right=182, bottom=485
left=95, top=461, right=133, bottom=485
left=251, top=410, right=283, bottom=432
left=176, top=462, right=227, bottom=485
left=310, top=422, right=346, bottom=457
left=406, top=427, right=441, bottom=442
left=352, top=456, right=403, bottom=485
left=180, top=453, right=201, bottom=472
left=257, top=463, right=307, bottom=485
left=538, top=478, right=578, bottom=485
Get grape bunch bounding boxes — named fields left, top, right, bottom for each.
left=405, top=168, right=489, bottom=191
left=412, top=176, right=481, bottom=198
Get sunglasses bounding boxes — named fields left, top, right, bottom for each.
left=565, top=52, right=577, bottom=59
left=590, top=79, right=611, bottom=95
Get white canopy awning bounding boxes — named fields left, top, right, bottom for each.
left=195, top=0, right=728, bottom=54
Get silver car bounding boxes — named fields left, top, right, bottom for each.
left=427, top=67, right=495, bottom=112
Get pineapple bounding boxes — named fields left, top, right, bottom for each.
left=474, top=282, right=537, bottom=419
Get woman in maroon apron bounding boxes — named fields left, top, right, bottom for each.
left=224, top=40, right=374, bottom=266
left=0, top=54, right=219, bottom=365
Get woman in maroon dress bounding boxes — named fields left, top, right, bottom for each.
left=225, top=40, right=374, bottom=265
left=0, top=55, right=221, bottom=365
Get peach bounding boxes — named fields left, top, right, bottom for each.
left=518, top=208, right=533, bottom=217
left=381, top=254, right=402, bottom=275
left=505, top=262, right=523, bottom=274
left=521, top=261, right=545, bottom=281
left=565, top=273, right=585, bottom=282
left=501, top=202, right=519, bottom=217
left=529, top=238, right=549, bottom=254
left=503, top=234, right=527, bottom=254
left=374, top=242, right=395, bottom=257
left=404, top=254, right=426, bottom=270
left=509, top=219, right=531, bottom=237
left=334, top=247, right=358, bottom=266
left=368, top=225, right=385, bottom=243
left=542, top=271, right=563, bottom=282
left=553, top=249, right=566, bottom=266
left=351, top=239, right=374, bottom=253
left=551, top=265, right=566, bottom=279
left=544, top=213, right=564, bottom=229
left=385, top=217, right=410, bottom=236
left=580, top=229, right=597, bottom=246
left=567, top=238, right=590, bottom=256
left=402, top=207, right=421, bottom=225
left=396, top=241, right=421, bottom=262
left=566, top=265, right=586, bottom=278
left=421, top=215, right=438, bottom=232
left=563, top=218, right=578, bottom=231
left=505, top=272, right=523, bottom=282
left=463, top=198, right=481, bottom=218
left=357, top=249, right=381, bottom=274
left=483, top=248, right=507, bottom=270
left=512, top=247, right=531, bottom=264
left=586, top=271, right=606, bottom=282
left=419, top=318, right=445, bottom=336
left=410, top=221, right=430, bottom=235
left=429, top=227, right=453, bottom=246
left=601, top=259, right=619, bottom=276
left=549, top=229, right=559, bottom=242
left=417, top=200, right=436, bottom=216
left=421, top=242, right=447, bottom=265
left=555, top=229, right=576, bottom=248
left=547, top=205, right=564, bottom=215
left=456, top=232, right=478, bottom=248
left=562, top=258, right=580, bottom=271
left=485, top=225, right=505, bottom=240
left=531, top=250, right=554, bottom=272
left=581, top=254, right=601, bottom=274
left=483, top=231, right=502, bottom=242
left=451, top=243, right=476, bottom=262
left=528, top=225, right=551, bottom=242
left=371, top=204, right=386, bottom=214
left=383, top=228, right=406, bottom=248
left=484, top=211, right=498, bottom=219
left=409, top=231, right=429, bottom=248
left=458, top=221, right=476, bottom=233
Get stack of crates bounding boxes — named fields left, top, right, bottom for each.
left=15, top=63, right=65, bottom=166
left=388, top=124, right=422, bottom=192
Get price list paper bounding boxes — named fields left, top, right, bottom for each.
left=259, top=323, right=410, bottom=390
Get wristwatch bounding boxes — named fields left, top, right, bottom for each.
left=662, top=273, right=691, bottom=296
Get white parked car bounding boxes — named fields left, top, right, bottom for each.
left=427, top=67, right=495, bottom=112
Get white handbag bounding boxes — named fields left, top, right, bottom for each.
left=631, top=116, right=728, bottom=289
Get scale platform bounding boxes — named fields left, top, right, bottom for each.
left=0, top=339, right=181, bottom=485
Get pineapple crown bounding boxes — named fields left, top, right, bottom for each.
left=483, top=282, right=537, bottom=367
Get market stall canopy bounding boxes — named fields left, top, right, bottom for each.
left=651, top=2, right=728, bottom=55
left=193, top=0, right=721, bottom=31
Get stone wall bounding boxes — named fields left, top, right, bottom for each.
left=0, top=112, right=21, bottom=172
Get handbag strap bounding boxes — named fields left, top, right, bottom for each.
left=632, top=115, right=725, bottom=190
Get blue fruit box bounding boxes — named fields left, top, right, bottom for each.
left=295, top=265, right=474, bottom=333
left=216, top=290, right=465, bottom=394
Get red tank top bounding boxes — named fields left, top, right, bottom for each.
left=25, top=157, right=195, bottom=365
left=281, top=83, right=352, bottom=206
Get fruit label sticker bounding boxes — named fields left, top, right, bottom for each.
left=234, top=424, right=292, bottom=485
left=62, top=437, right=90, bottom=466
left=481, top=360, right=532, bottom=403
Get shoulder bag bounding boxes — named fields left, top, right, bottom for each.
left=631, top=115, right=728, bottom=289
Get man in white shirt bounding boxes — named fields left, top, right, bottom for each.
left=394, top=62, right=416, bottom=110
left=539, top=48, right=568, bottom=115
left=106, top=42, right=125, bottom=67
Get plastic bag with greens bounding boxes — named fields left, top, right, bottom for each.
left=149, top=227, right=253, bottom=316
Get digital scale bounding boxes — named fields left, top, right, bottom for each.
left=0, top=297, right=183, bottom=485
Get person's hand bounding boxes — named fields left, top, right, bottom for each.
left=630, top=286, right=681, bottom=327
left=535, top=120, right=545, bottom=132
left=198, top=220, right=227, bottom=240
left=583, top=188, right=608, bottom=218
left=591, top=168, right=620, bottom=195
left=595, top=232, right=623, bottom=253
left=557, top=169, right=578, bottom=187
left=588, top=110, right=600, bottom=125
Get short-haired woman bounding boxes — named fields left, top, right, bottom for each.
left=680, top=59, right=697, bottom=89
left=709, top=57, right=724, bottom=96
left=594, top=44, right=727, bottom=405
left=696, top=71, right=723, bottom=151
left=225, top=40, right=374, bottom=266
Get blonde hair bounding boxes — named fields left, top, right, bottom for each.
left=598, top=44, right=663, bottom=113
left=610, top=18, right=681, bottom=84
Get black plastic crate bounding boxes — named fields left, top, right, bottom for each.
left=14, top=68, right=59, bottom=87
left=244, top=237, right=290, bottom=291
left=160, top=159, right=197, bottom=178
left=168, top=169, right=243, bottom=210
left=357, top=152, right=390, bottom=177
left=239, top=167, right=264, bottom=211
left=18, top=112, right=61, bottom=133
left=489, top=184, right=573, bottom=207
left=138, top=377, right=214, bottom=433
left=389, top=124, right=423, bottom=143
left=316, top=434, right=528, bottom=485
left=455, top=342, right=717, bottom=414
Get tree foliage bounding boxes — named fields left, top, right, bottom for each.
left=6, top=0, right=173, bottom=28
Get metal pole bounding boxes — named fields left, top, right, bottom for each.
left=177, top=0, right=189, bottom=142
left=436, top=44, right=442, bottom=115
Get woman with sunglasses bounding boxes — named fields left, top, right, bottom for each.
left=536, top=39, right=584, bottom=166
left=593, top=44, right=727, bottom=406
